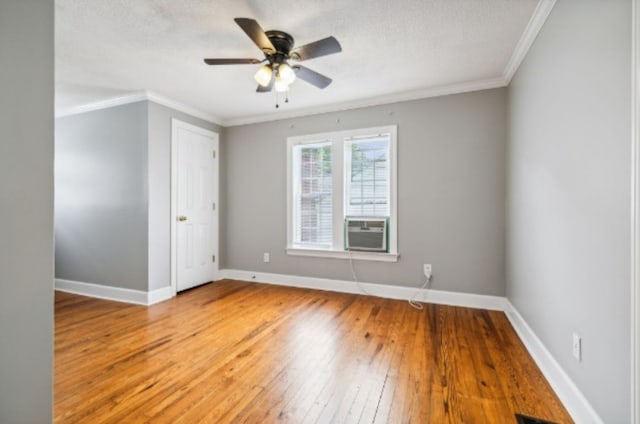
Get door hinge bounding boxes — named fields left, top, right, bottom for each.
left=212, top=202, right=216, bottom=211
left=213, top=150, right=216, bottom=159
left=212, top=255, right=216, bottom=263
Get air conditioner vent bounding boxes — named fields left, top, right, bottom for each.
left=345, top=217, right=388, bottom=252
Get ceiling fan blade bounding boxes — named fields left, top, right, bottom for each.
left=204, top=58, right=262, bottom=65
left=293, top=65, right=332, bottom=89
left=290, top=36, right=342, bottom=61
left=234, top=18, right=276, bottom=54
left=256, top=74, right=275, bottom=93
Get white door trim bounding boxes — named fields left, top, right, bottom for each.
left=632, top=0, right=639, bottom=422
left=170, top=119, right=219, bottom=295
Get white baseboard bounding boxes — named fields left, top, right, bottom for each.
left=147, top=285, right=175, bottom=305
left=219, top=269, right=507, bottom=311
left=504, top=301, right=604, bottom=424
left=55, top=278, right=174, bottom=306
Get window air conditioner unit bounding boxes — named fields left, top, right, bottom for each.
left=345, top=217, right=388, bottom=252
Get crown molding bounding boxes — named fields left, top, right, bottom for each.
left=55, top=90, right=222, bottom=125
left=215, top=0, right=557, bottom=127
left=502, top=0, right=556, bottom=84
left=55, top=1, right=555, bottom=129
left=55, top=92, right=149, bottom=118
left=145, top=91, right=223, bottom=126
left=55, top=77, right=506, bottom=128
left=223, top=76, right=507, bottom=127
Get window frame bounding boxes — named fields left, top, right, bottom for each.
left=286, top=125, right=398, bottom=262
left=291, top=140, right=334, bottom=249
left=344, top=136, right=391, bottom=218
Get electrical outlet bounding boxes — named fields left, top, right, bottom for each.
left=423, top=264, right=432, bottom=279
left=572, top=333, right=582, bottom=361
left=263, top=252, right=270, bottom=263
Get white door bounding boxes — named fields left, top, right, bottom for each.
left=172, top=120, right=219, bottom=292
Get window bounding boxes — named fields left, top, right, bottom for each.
left=287, top=126, right=397, bottom=261
left=345, top=137, right=390, bottom=217
left=292, top=141, right=333, bottom=248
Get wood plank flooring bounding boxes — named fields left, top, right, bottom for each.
left=55, top=279, right=572, bottom=423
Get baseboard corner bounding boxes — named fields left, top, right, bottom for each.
left=148, top=285, right=175, bottom=305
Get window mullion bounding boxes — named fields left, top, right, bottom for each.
left=332, top=137, right=344, bottom=251
left=388, top=127, right=397, bottom=254
left=292, top=145, right=301, bottom=244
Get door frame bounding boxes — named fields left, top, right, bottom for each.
left=170, top=118, right=220, bottom=295
left=632, top=0, right=639, bottom=421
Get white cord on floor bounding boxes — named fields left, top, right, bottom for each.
left=347, top=249, right=433, bottom=309
left=348, top=249, right=374, bottom=296
left=408, top=274, right=432, bottom=310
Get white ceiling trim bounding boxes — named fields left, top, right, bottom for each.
left=502, top=0, right=556, bottom=84
left=146, top=91, right=223, bottom=125
left=55, top=90, right=223, bottom=125
left=54, top=77, right=505, bottom=127
left=224, top=76, right=507, bottom=127
left=56, top=91, right=149, bottom=119
left=225, top=0, right=556, bottom=126
left=55, top=1, right=556, bottom=128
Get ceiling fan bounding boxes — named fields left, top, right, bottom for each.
left=204, top=18, right=342, bottom=104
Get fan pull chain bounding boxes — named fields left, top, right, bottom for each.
left=273, top=82, right=290, bottom=108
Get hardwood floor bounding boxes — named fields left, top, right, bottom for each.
left=55, top=280, right=572, bottom=423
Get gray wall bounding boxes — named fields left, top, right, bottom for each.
left=55, top=100, right=220, bottom=293
left=506, top=1, right=631, bottom=422
left=56, top=102, right=149, bottom=291
left=147, top=101, right=221, bottom=291
left=223, top=89, right=507, bottom=295
left=0, top=1, right=54, bottom=422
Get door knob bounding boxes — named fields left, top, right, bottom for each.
left=177, top=215, right=187, bottom=222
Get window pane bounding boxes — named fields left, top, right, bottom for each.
left=294, top=143, right=333, bottom=247
left=346, top=137, right=390, bottom=217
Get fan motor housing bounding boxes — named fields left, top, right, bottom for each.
left=265, top=30, right=295, bottom=55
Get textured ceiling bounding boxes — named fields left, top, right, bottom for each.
left=55, top=0, right=541, bottom=124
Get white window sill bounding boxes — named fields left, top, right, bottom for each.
left=286, top=247, right=399, bottom=262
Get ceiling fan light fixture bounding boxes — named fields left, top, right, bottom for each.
left=254, top=64, right=273, bottom=87
left=205, top=18, right=342, bottom=100
left=278, top=63, right=296, bottom=85
left=274, top=76, right=289, bottom=93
